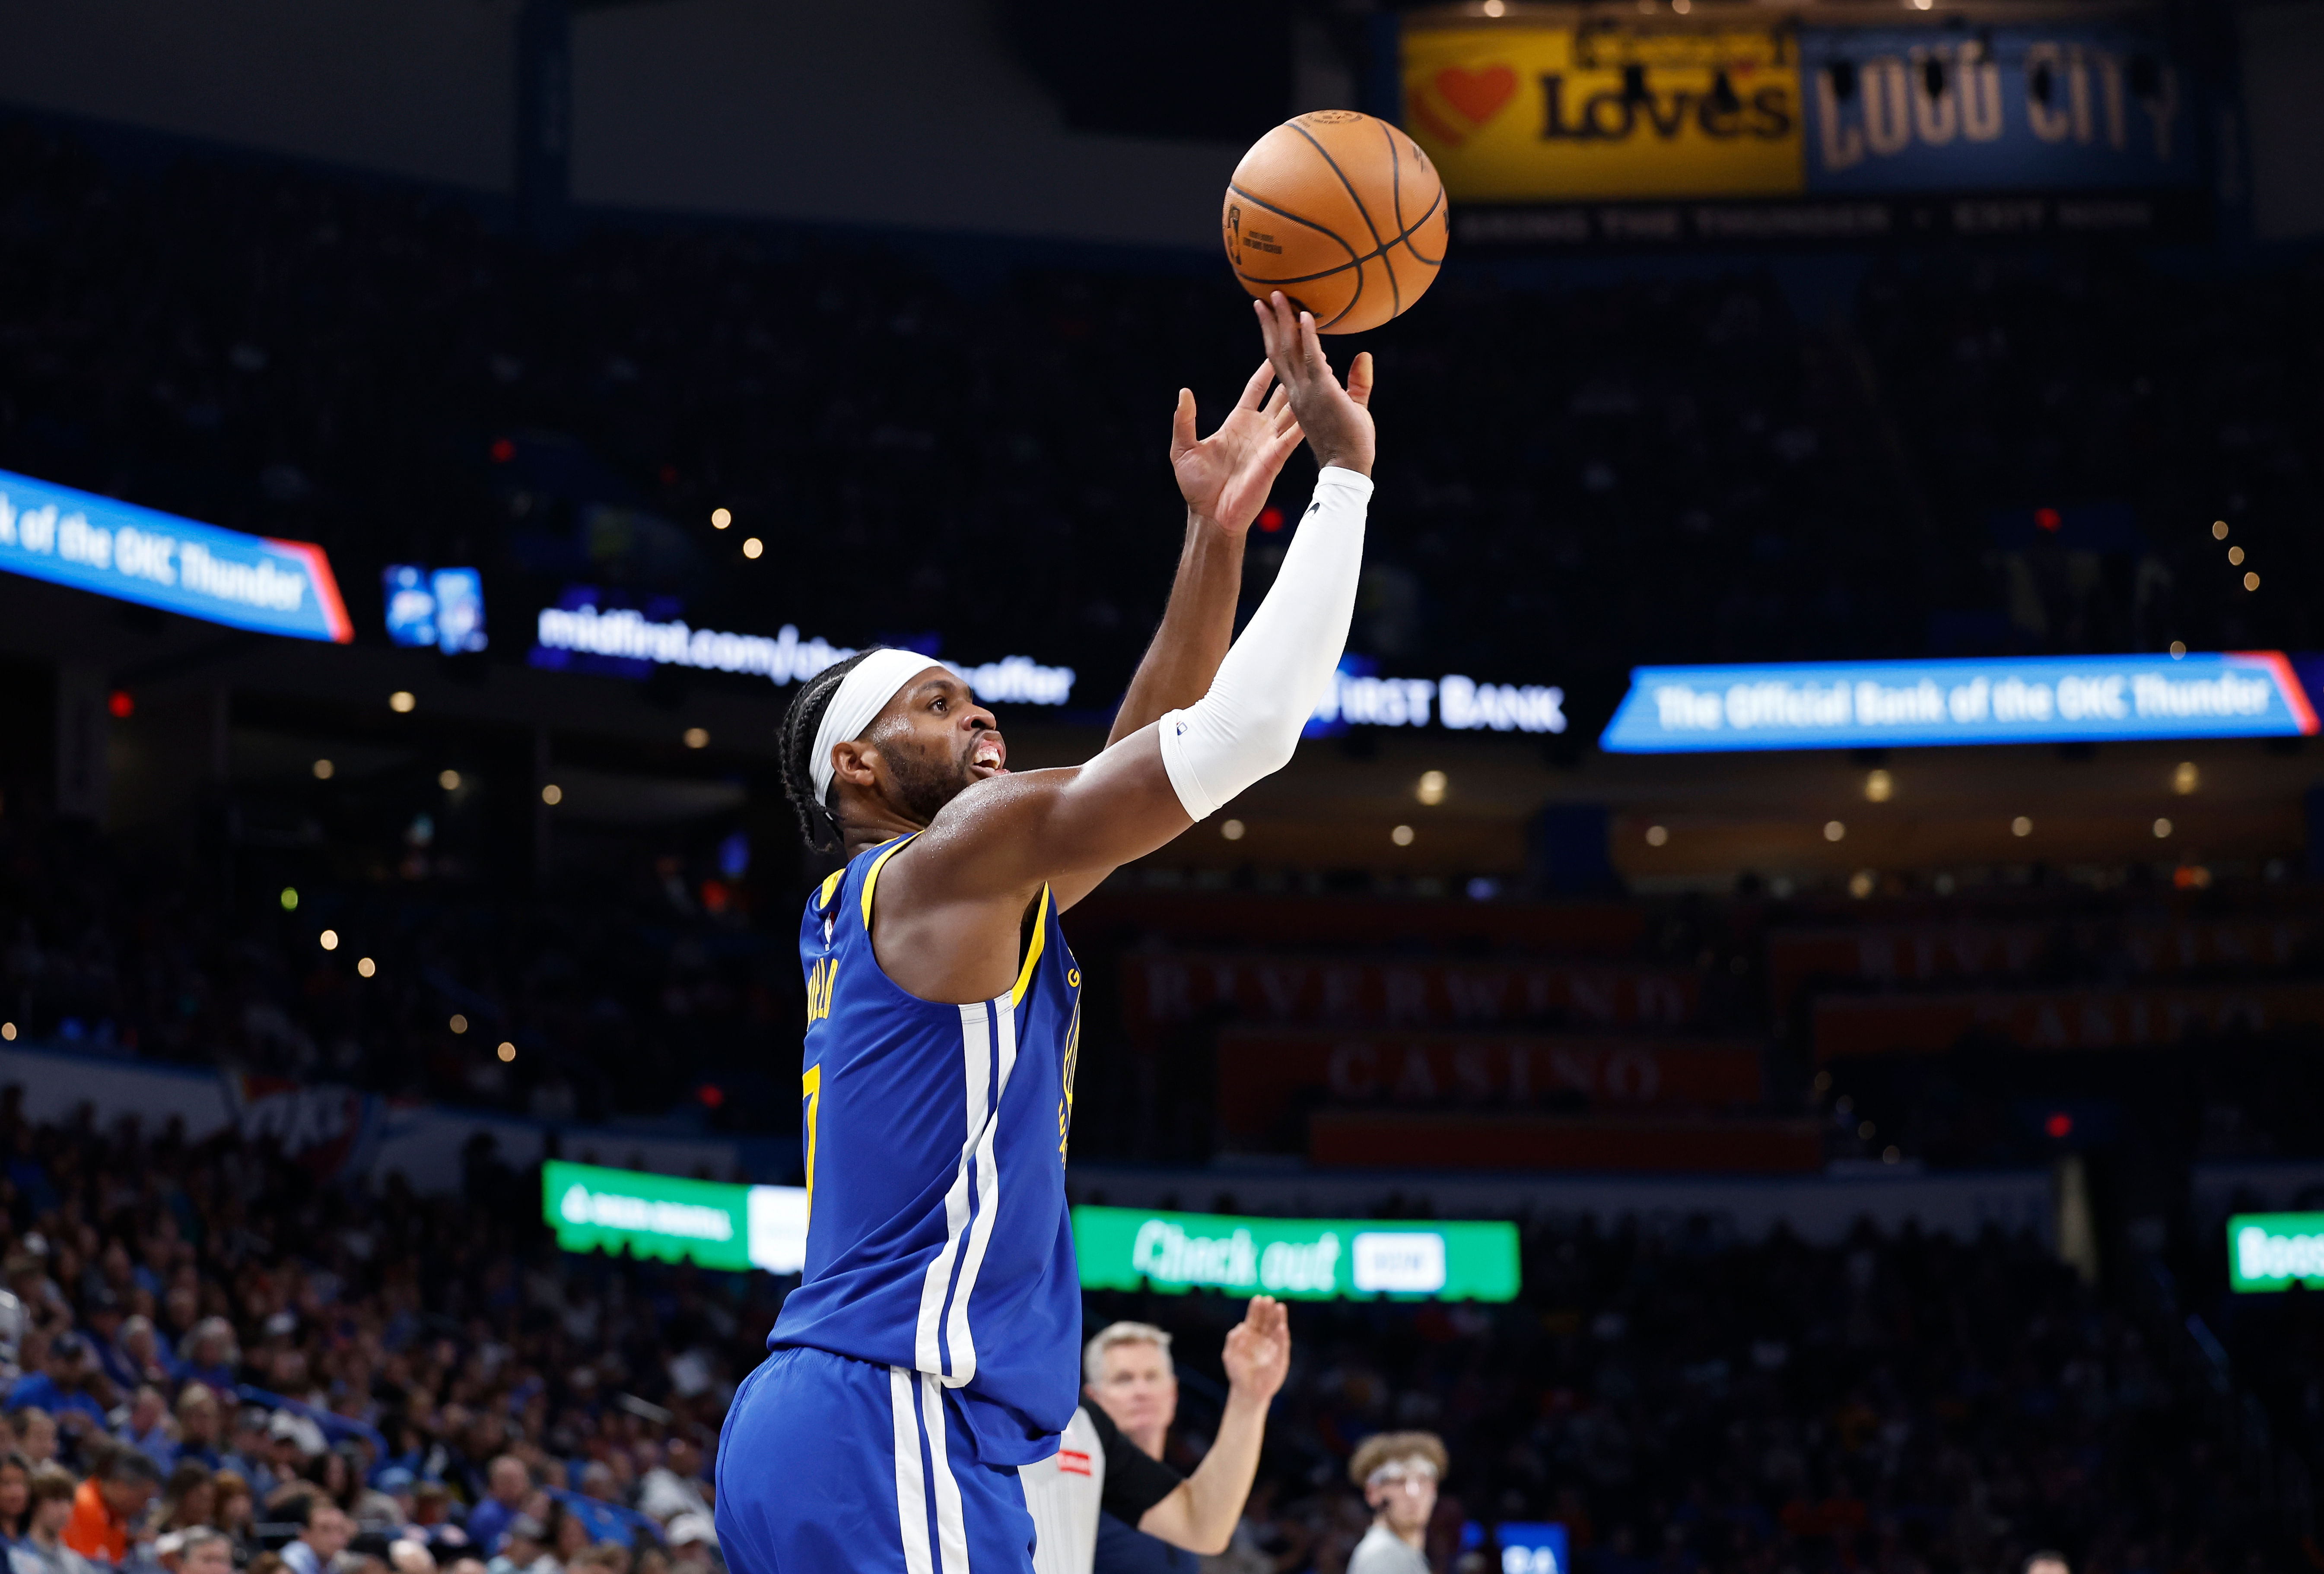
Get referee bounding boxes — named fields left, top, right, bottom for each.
left=1021, top=1297, right=1290, bottom=1574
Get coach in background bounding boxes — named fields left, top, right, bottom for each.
left=1021, top=1298, right=1290, bottom=1574
left=1346, top=1432, right=1447, bottom=1574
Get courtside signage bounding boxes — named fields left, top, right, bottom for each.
left=2228, top=1212, right=2324, bottom=1293
left=1072, top=1205, right=1520, bottom=1302
left=543, top=1161, right=806, bottom=1276
left=0, top=466, right=351, bottom=641
left=1602, top=653, right=2319, bottom=753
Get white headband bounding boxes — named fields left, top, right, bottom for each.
left=808, top=647, right=945, bottom=803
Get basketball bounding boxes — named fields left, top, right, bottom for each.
left=1222, top=110, right=1447, bottom=336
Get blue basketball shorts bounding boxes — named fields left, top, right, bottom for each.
left=715, top=1346, right=1036, bottom=1574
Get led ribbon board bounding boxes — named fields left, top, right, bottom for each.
left=544, top=1160, right=806, bottom=1276
left=532, top=599, right=1076, bottom=704
left=0, top=466, right=351, bottom=641
left=1072, top=1205, right=1520, bottom=1302
left=1602, top=653, right=2319, bottom=753
left=547, top=1166, right=1521, bottom=1299
left=2227, top=1212, right=2324, bottom=1293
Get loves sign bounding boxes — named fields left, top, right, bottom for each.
left=1403, top=22, right=1805, bottom=201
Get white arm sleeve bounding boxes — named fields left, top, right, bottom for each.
left=1156, top=466, right=1370, bottom=820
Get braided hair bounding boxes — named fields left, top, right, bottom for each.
left=779, top=647, right=886, bottom=854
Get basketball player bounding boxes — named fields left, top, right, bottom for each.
left=713, top=292, right=1376, bottom=1574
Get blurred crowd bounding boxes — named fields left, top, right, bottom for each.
left=1110, top=1222, right=2282, bottom=1574
left=0, top=1078, right=2291, bottom=1574
left=0, top=119, right=2315, bottom=723
left=0, top=809, right=785, bottom=1128
left=0, top=1091, right=767, bottom=1574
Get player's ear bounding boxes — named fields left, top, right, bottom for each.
left=830, top=739, right=880, bottom=789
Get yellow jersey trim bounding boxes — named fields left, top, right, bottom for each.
left=860, top=834, right=918, bottom=930
left=1011, top=886, right=1051, bottom=1007
left=817, top=870, right=845, bottom=912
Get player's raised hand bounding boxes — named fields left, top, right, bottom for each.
left=1221, top=1294, right=1291, bottom=1405
left=1254, top=291, right=1375, bottom=478
left=1170, top=360, right=1305, bottom=535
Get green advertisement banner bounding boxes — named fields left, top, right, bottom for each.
left=2228, top=1212, right=2324, bottom=1293
left=543, top=1159, right=808, bottom=1275
left=1072, top=1205, right=1520, bottom=1302
left=544, top=1165, right=1522, bottom=1303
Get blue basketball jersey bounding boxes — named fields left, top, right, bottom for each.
left=769, top=833, right=1084, bottom=1468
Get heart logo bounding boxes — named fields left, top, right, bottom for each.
left=1436, top=64, right=1516, bottom=127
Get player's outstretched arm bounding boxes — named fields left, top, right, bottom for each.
left=1105, top=355, right=1357, bottom=748
left=1136, top=1296, right=1291, bottom=1554
left=874, top=296, right=1373, bottom=999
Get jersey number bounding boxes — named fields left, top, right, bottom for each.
left=802, top=1064, right=823, bottom=1222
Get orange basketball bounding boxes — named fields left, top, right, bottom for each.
left=1222, top=110, right=1448, bottom=336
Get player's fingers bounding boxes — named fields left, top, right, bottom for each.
left=1263, top=427, right=1303, bottom=470
left=1170, top=388, right=1198, bottom=455
left=1237, top=359, right=1276, bottom=412
left=1262, top=384, right=1291, bottom=423
left=1296, top=310, right=1329, bottom=375
left=1254, top=297, right=1283, bottom=365
left=1346, top=351, right=1375, bottom=409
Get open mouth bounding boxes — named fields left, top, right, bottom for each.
left=970, top=737, right=1008, bottom=776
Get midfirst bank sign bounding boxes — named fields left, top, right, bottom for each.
left=532, top=600, right=1077, bottom=705
left=1602, top=653, right=2319, bottom=752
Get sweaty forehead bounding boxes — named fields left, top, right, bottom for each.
left=877, top=667, right=966, bottom=720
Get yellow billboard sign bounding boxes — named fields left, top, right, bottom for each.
left=1403, top=23, right=1805, bottom=202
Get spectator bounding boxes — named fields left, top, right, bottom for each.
left=171, top=1328, right=235, bottom=1403
left=168, top=1395, right=218, bottom=1476
left=277, top=1498, right=351, bottom=1574
left=11, top=1466, right=89, bottom=1574
left=112, top=1390, right=172, bottom=1478
left=9, top=1341, right=104, bottom=1437
left=152, top=1463, right=212, bottom=1536
left=78, top=1304, right=130, bottom=1400
left=463, top=1461, right=529, bottom=1556
left=6, top=1417, right=54, bottom=1472
left=481, top=1516, right=550, bottom=1574
left=0, top=1452, right=31, bottom=1546
left=258, top=1422, right=311, bottom=1507
left=543, top=1505, right=586, bottom=1568
left=406, top=1483, right=461, bottom=1545
left=63, top=1449, right=159, bottom=1567
left=1344, top=1434, right=1446, bottom=1574
left=560, top=1467, right=627, bottom=1548
left=369, top=1469, right=416, bottom=1533
left=106, top=1325, right=170, bottom=1399
left=207, top=1475, right=254, bottom=1566
left=632, top=1441, right=707, bottom=1531
left=662, top=1520, right=712, bottom=1574
left=215, top=1416, right=271, bottom=1499
left=175, top=1530, right=230, bottom=1574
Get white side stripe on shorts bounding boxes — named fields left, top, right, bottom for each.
left=888, top=1367, right=933, bottom=1574
left=919, top=1371, right=971, bottom=1574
